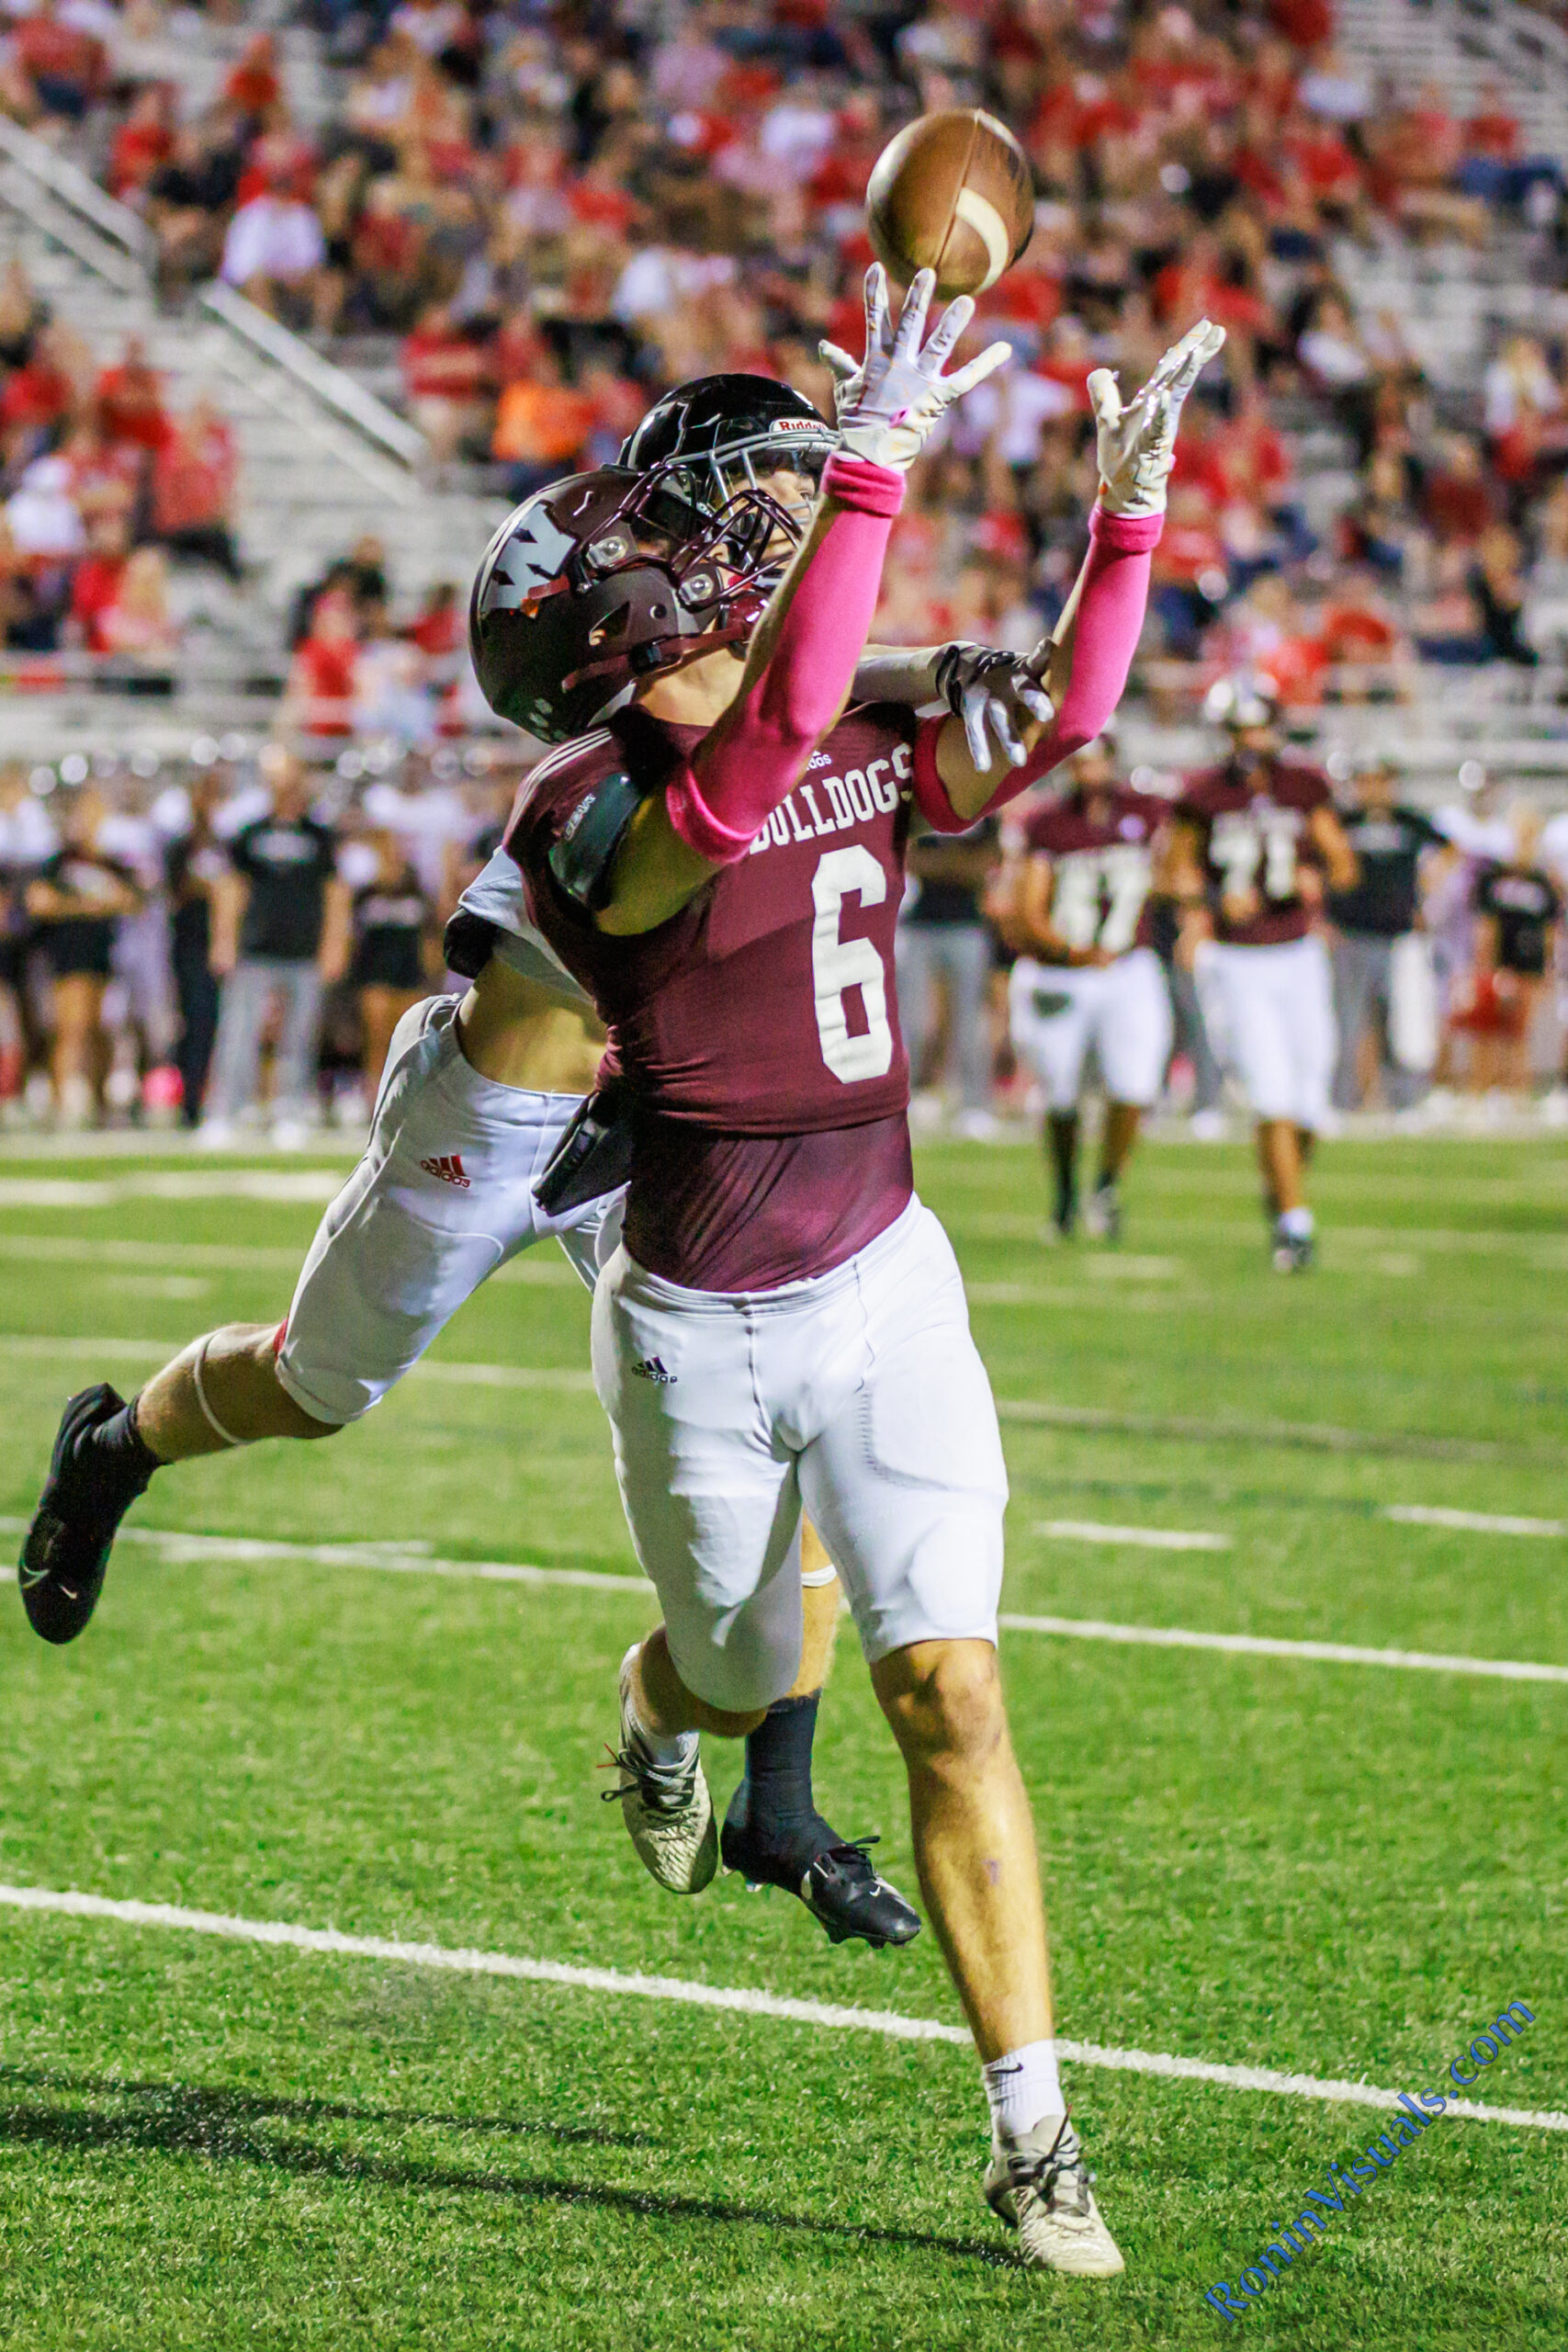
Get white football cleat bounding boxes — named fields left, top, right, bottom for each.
left=985, top=2116, right=1125, bottom=2278
left=604, top=1645, right=717, bottom=1895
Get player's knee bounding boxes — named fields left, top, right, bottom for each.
left=877, top=1639, right=1005, bottom=1771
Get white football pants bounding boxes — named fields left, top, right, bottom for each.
left=1008, top=946, right=1173, bottom=1111
left=277, top=994, right=619, bottom=1426
left=1200, top=933, right=1337, bottom=1128
left=592, top=1198, right=1008, bottom=1714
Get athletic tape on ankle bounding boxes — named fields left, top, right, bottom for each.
left=192, top=1337, right=245, bottom=1450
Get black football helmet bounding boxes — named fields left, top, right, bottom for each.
left=619, top=373, right=838, bottom=529
left=470, top=374, right=839, bottom=743
left=469, top=459, right=800, bottom=742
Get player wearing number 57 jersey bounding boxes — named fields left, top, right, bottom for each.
left=1003, top=735, right=1172, bottom=1240
left=497, top=275, right=1226, bottom=2275
left=1165, top=677, right=1358, bottom=1270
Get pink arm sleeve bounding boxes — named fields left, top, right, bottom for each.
left=911, top=505, right=1162, bottom=833
left=665, top=454, right=905, bottom=865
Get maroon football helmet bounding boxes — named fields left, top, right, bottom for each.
left=469, top=456, right=817, bottom=743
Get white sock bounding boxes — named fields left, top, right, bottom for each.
left=621, top=1645, right=697, bottom=1770
left=983, top=2041, right=1066, bottom=2145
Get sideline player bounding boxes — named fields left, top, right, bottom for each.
left=492, top=269, right=1224, bottom=2273
left=17, top=372, right=1043, bottom=1955
left=1162, top=677, right=1357, bottom=1270
left=1000, top=730, right=1172, bottom=1238
left=1326, top=754, right=1443, bottom=1113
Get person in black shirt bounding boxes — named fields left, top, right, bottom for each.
left=24, top=788, right=141, bottom=1126
left=1327, top=759, right=1446, bottom=1111
left=1465, top=811, right=1563, bottom=1095
left=896, top=815, right=1001, bottom=1137
left=204, top=746, right=350, bottom=1143
left=348, top=828, right=434, bottom=1095
left=164, top=771, right=229, bottom=1125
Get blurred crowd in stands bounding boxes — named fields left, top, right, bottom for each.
left=0, top=280, right=238, bottom=676
left=13, top=0, right=1568, bottom=699
left=6, top=1, right=1568, bottom=700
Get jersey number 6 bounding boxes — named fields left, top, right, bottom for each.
left=811, top=845, right=894, bottom=1083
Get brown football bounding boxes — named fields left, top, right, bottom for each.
left=865, top=108, right=1035, bottom=300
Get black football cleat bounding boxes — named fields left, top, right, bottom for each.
left=721, top=1782, right=921, bottom=1950
left=18, top=1385, right=156, bottom=1644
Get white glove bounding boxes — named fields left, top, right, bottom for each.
left=933, top=642, right=1054, bottom=772
left=820, top=266, right=1011, bottom=474
left=852, top=641, right=1055, bottom=771
left=1087, top=318, right=1226, bottom=519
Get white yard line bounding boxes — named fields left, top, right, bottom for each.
left=1035, top=1521, right=1232, bottom=1552
left=0, top=1335, right=1544, bottom=1462
left=0, top=1516, right=648, bottom=1594
left=0, top=1234, right=303, bottom=1269
left=3, top=1514, right=1561, bottom=1684
left=993, top=1396, right=1511, bottom=1464
left=0, top=1881, right=1558, bottom=2133
left=0, top=1172, right=346, bottom=1208
left=997, top=1612, right=1568, bottom=1684
left=0, top=1335, right=597, bottom=1390
left=1384, top=1505, right=1567, bottom=1539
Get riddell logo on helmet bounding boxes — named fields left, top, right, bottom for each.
left=770, top=417, right=824, bottom=432
left=420, top=1155, right=470, bottom=1189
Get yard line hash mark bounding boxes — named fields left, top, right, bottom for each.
left=997, top=1613, right=1568, bottom=1684
left=0, top=1335, right=1536, bottom=1460
left=2, top=1518, right=1562, bottom=1684
left=1035, top=1521, right=1232, bottom=1552
left=0, top=1883, right=1562, bottom=2136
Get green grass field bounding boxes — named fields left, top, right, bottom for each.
left=1, top=1132, right=1565, bottom=2350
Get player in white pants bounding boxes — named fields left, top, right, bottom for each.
left=595, top=1199, right=1008, bottom=1714
left=999, top=740, right=1172, bottom=1239
left=1168, top=678, right=1358, bottom=1270
left=1198, top=932, right=1336, bottom=1132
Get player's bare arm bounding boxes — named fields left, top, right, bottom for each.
left=1155, top=816, right=1213, bottom=965
left=1017, top=851, right=1105, bottom=967
left=1310, top=802, right=1359, bottom=896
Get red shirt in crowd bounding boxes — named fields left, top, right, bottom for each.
left=401, top=323, right=491, bottom=403
left=71, top=554, right=127, bottom=652
left=14, top=14, right=106, bottom=98
left=151, top=418, right=237, bottom=536
left=96, top=362, right=169, bottom=451
left=0, top=358, right=72, bottom=431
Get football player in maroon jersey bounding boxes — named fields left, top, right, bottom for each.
left=1162, top=676, right=1358, bottom=1270
left=485, top=269, right=1224, bottom=2274
left=17, top=368, right=1056, bottom=1962
left=1000, top=729, right=1172, bottom=1239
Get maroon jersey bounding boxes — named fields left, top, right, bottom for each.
left=1177, top=757, right=1332, bottom=945
left=506, top=700, right=925, bottom=1289
left=1021, top=786, right=1164, bottom=962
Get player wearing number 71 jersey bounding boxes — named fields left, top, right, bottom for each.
left=1002, top=732, right=1172, bottom=1241
left=492, top=276, right=1226, bottom=2273
left=1164, top=676, right=1358, bottom=1270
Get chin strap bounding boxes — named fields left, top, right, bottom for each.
left=561, top=614, right=755, bottom=696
